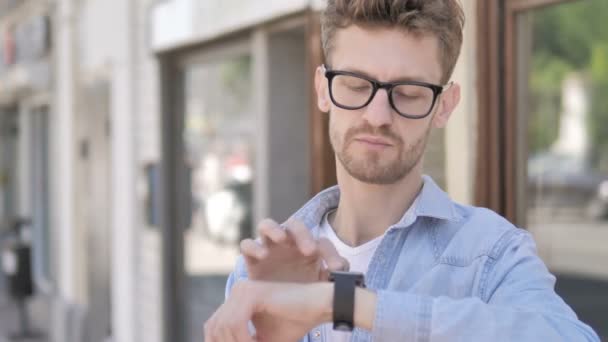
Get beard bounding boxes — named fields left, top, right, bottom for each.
left=330, top=119, right=431, bottom=185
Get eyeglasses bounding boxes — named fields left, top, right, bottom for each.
left=324, top=65, right=448, bottom=119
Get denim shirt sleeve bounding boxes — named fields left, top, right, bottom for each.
left=371, top=230, right=601, bottom=342
left=225, top=256, right=245, bottom=300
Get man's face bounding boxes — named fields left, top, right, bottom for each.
left=316, top=25, right=458, bottom=185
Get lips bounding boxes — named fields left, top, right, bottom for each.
left=354, top=135, right=393, bottom=147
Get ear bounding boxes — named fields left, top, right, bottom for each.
left=315, top=66, right=331, bottom=113
left=432, top=82, right=461, bottom=128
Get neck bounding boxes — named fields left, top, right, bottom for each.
left=329, top=162, right=424, bottom=247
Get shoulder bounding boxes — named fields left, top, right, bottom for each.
left=431, top=204, right=528, bottom=265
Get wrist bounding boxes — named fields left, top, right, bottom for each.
left=314, top=282, right=377, bottom=331
left=312, top=282, right=376, bottom=331
left=316, top=282, right=334, bottom=324
left=354, top=287, right=376, bottom=331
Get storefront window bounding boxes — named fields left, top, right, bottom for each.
left=182, top=53, right=254, bottom=341
left=518, top=1, right=608, bottom=337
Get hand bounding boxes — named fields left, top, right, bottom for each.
left=240, top=219, right=349, bottom=282
left=204, top=280, right=333, bottom=342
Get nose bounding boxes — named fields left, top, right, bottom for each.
left=361, top=88, right=393, bottom=128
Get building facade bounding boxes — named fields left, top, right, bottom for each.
left=0, top=0, right=54, bottom=337
left=0, top=0, right=606, bottom=341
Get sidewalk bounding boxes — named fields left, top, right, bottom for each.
left=0, top=293, right=49, bottom=342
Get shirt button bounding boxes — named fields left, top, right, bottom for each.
left=312, top=330, right=321, bottom=339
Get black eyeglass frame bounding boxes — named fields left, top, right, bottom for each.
left=324, top=66, right=448, bottom=119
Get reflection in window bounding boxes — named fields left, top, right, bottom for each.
left=182, top=54, right=254, bottom=341
left=185, top=55, right=254, bottom=251
left=521, top=1, right=608, bottom=337
left=526, top=1, right=608, bottom=228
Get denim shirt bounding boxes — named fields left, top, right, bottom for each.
left=225, top=176, right=600, bottom=341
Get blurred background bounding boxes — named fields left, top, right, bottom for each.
left=0, top=0, right=607, bottom=341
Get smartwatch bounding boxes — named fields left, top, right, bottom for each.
left=328, top=271, right=366, bottom=331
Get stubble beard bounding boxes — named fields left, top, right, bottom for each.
left=330, top=121, right=431, bottom=185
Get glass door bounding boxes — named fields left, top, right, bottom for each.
left=179, top=47, right=255, bottom=342
left=0, top=109, right=18, bottom=230
left=29, top=107, right=52, bottom=289
left=0, top=108, right=18, bottom=292
left=514, top=0, right=608, bottom=337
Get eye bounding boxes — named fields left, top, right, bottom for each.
left=347, top=84, right=372, bottom=92
left=393, top=91, right=421, bottom=100
left=337, top=75, right=371, bottom=92
left=393, top=85, right=430, bottom=101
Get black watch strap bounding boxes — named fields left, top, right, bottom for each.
left=328, top=271, right=366, bottom=331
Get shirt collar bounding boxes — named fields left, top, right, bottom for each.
left=414, top=175, right=462, bottom=222
left=290, top=175, right=461, bottom=230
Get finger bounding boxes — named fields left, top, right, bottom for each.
left=228, top=287, right=255, bottom=342
left=225, top=306, right=253, bottom=342
left=203, top=317, right=213, bottom=342
left=240, top=239, right=268, bottom=260
left=216, top=303, right=247, bottom=342
left=219, top=327, right=236, bottom=342
left=220, top=327, right=237, bottom=342
left=257, top=219, right=287, bottom=244
left=222, top=324, right=239, bottom=342
left=318, top=238, right=350, bottom=271
left=319, top=266, right=331, bottom=282
left=204, top=307, right=222, bottom=342
left=231, top=320, right=254, bottom=342
left=284, top=219, right=316, bottom=256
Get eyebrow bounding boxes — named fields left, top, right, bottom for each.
left=336, top=66, right=437, bottom=84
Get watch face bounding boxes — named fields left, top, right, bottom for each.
left=329, top=271, right=366, bottom=287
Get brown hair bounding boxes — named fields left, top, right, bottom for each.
left=321, top=0, right=465, bottom=83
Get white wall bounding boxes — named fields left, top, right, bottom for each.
left=71, top=0, right=141, bottom=340
left=445, top=0, right=478, bottom=205
left=133, top=0, right=163, bottom=341
left=151, top=0, right=312, bottom=51
left=79, top=0, right=164, bottom=340
left=52, top=0, right=79, bottom=340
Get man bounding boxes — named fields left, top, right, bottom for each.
left=204, top=0, right=600, bottom=341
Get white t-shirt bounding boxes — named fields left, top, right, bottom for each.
left=318, top=210, right=384, bottom=342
